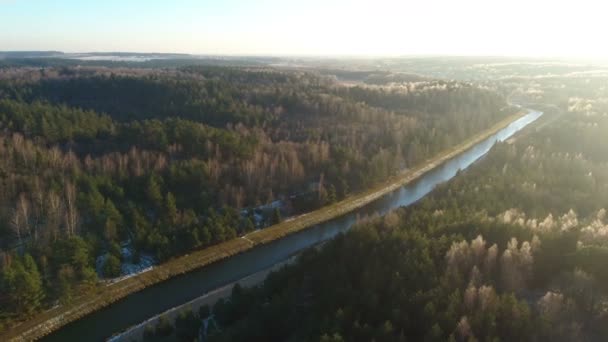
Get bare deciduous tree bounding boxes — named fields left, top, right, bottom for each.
left=64, top=181, right=79, bottom=236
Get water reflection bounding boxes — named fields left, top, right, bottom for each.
left=43, top=110, right=542, bottom=342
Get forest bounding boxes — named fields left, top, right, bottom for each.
left=0, top=65, right=513, bottom=331
left=140, top=71, right=608, bottom=341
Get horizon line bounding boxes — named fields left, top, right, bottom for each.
left=2, top=50, right=608, bottom=62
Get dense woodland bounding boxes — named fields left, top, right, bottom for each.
left=0, top=65, right=512, bottom=330
left=142, top=73, right=608, bottom=341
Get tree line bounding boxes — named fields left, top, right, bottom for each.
left=178, top=78, right=608, bottom=342
left=0, top=66, right=513, bottom=330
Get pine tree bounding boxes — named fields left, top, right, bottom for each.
left=272, top=208, right=283, bottom=225
left=146, top=176, right=163, bottom=209
left=155, top=315, right=174, bottom=337
left=175, top=309, right=201, bottom=342
left=327, top=184, right=337, bottom=204
left=103, top=254, right=122, bottom=278
left=164, top=192, right=178, bottom=226
left=3, top=254, right=45, bottom=315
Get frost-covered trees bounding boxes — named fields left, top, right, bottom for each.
left=500, top=238, right=534, bottom=292
left=445, top=235, right=537, bottom=292
left=498, top=208, right=580, bottom=233
left=579, top=208, right=608, bottom=246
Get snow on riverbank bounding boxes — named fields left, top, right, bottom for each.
left=95, top=243, right=156, bottom=281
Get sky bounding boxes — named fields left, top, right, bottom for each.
left=1, top=0, right=607, bottom=57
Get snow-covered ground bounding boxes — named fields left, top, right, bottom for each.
left=118, top=246, right=155, bottom=275
left=241, top=199, right=286, bottom=228
left=95, top=242, right=156, bottom=281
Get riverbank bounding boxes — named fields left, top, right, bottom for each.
left=2, top=110, right=527, bottom=342
left=108, top=256, right=297, bottom=342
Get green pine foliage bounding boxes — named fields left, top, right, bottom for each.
left=0, top=65, right=517, bottom=328
left=195, top=76, right=608, bottom=342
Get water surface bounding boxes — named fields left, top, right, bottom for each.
left=43, top=110, right=543, bottom=341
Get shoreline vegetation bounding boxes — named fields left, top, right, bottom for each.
left=2, top=110, right=527, bottom=342
left=109, top=257, right=297, bottom=342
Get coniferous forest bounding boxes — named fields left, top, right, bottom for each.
left=123, top=61, right=608, bottom=342
left=0, top=64, right=512, bottom=330
left=4, top=1, right=608, bottom=341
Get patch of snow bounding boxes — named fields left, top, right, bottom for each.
left=95, top=242, right=156, bottom=280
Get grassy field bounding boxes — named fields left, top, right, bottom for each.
left=2, top=110, right=527, bottom=342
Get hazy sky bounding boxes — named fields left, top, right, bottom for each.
left=1, top=0, right=607, bottom=57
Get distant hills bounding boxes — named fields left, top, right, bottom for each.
left=0, top=51, right=192, bottom=60
left=0, top=51, right=65, bottom=59
left=0, top=51, right=282, bottom=68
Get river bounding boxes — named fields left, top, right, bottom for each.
left=42, top=110, right=543, bottom=342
